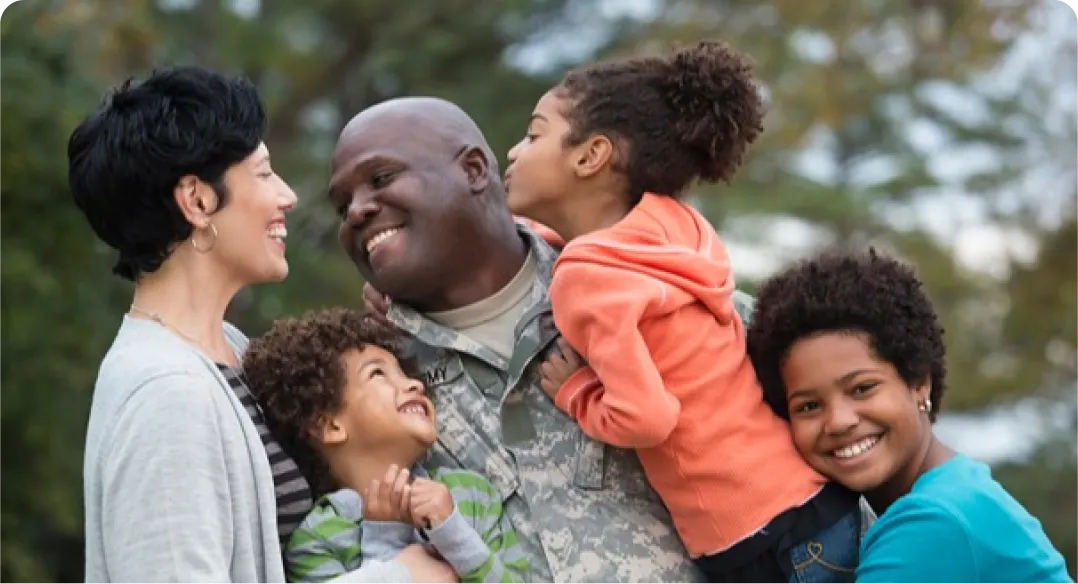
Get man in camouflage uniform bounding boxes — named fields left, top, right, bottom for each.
left=329, top=97, right=755, bottom=582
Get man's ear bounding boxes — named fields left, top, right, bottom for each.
left=310, top=414, right=348, bottom=446
left=573, top=134, right=615, bottom=179
left=461, top=146, right=492, bottom=195
left=173, top=175, right=219, bottom=228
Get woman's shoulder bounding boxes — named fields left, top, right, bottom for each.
left=222, top=320, right=249, bottom=352
left=906, top=454, right=1026, bottom=520
left=915, top=455, right=1066, bottom=555
left=874, top=456, right=991, bottom=527
left=857, top=485, right=979, bottom=581
left=860, top=458, right=980, bottom=550
left=91, top=318, right=236, bottom=421
left=99, top=318, right=209, bottom=381
left=100, top=317, right=247, bottom=378
left=863, top=456, right=1071, bottom=582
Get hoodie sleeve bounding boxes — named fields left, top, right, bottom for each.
left=548, top=259, right=681, bottom=448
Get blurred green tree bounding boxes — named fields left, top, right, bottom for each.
left=1, top=3, right=119, bottom=580
left=1, top=0, right=1072, bottom=580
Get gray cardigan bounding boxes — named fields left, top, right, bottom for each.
left=83, top=316, right=410, bottom=583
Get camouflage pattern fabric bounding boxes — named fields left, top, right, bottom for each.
left=388, top=226, right=757, bottom=582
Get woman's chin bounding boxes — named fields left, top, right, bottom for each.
left=256, top=258, right=290, bottom=284
left=818, top=458, right=888, bottom=495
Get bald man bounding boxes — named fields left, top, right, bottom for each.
left=329, top=98, right=753, bottom=582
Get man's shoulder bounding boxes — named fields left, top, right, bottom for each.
left=516, top=222, right=559, bottom=276
left=391, top=309, right=500, bottom=364
left=396, top=336, right=467, bottom=387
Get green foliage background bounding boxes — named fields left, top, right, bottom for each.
left=1, top=0, right=1074, bottom=580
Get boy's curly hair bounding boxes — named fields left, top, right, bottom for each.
left=243, top=307, right=409, bottom=497
left=557, top=40, right=766, bottom=204
left=746, top=248, right=947, bottom=422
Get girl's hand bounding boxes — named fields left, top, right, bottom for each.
left=539, top=338, right=584, bottom=400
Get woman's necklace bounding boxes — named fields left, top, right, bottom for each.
left=128, top=304, right=233, bottom=364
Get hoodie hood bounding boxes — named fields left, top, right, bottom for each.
left=556, top=193, right=735, bottom=324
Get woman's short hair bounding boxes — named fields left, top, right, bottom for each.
left=67, top=66, right=266, bottom=280
left=746, top=248, right=947, bottom=421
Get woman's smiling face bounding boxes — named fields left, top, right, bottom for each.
left=780, top=331, right=932, bottom=495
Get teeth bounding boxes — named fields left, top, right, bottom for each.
left=833, top=436, right=880, bottom=459
left=366, top=228, right=399, bottom=253
left=399, top=404, right=426, bottom=416
left=266, top=225, right=287, bottom=239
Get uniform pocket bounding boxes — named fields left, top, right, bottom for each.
left=434, top=406, right=519, bottom=503
left=571, top=432, right=606, bottom=490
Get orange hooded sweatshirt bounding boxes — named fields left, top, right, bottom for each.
left=550, top=193, right=825, bottom=557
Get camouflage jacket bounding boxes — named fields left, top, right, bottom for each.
left=389, top=226, right=755, bottom=583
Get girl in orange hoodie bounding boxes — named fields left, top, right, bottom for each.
left=504, top=42, right=867, bottom=582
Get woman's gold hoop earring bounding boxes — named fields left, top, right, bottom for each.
left=191, top=223, right=218, bottom=254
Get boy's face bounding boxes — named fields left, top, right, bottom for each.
left=328, top=344, right=437, bottom=455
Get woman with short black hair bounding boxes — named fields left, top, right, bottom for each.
left=72, top=66, right=449, bottom=583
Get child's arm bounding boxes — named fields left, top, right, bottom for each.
left=547, top=260, right=681, bottom=448
left=287, top=521, right=422, bottom=584
left=359, top=521, right=417, bottom=561
left=359, top=468, right=420, bottom=561
left=286, top=491, right=414, bottom=583
left=412, top=473, right=528, bottom=583
left=286, top=504, right=360, bottom=583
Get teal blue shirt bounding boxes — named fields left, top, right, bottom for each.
left=857, top=454, right=1071, bottom=583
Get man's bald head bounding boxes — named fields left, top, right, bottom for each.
left=334, top=97, right=499, bottom=177
left=329, top=96, right=523, bottom=312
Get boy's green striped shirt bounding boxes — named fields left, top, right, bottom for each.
left=285, top=467, right=529, bottom=583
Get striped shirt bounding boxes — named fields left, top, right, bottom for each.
left=218, top=364, right=313, bottom=547
left=286, top=467, right=528, bottom=583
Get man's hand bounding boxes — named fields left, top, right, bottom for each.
left=362, top=464, right=412, bottom=523
left=408, top=478, right=455, bottom=529
left=393, top=544, right=459, bottom=583
left=539, top=338, right=584, bottom=400
left=362, top=282, right=394, bottom=328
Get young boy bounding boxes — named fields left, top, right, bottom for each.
left=244, top=307, right=528, bottom=583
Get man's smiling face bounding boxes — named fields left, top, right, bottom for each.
left=329, top=108, right=476, bottom=307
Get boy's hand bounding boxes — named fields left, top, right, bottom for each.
left=409, top=478, right=454, bottom=529
left=539, top=338, right=584, bottom=400
left=363, top=464, right=412, bottom=523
